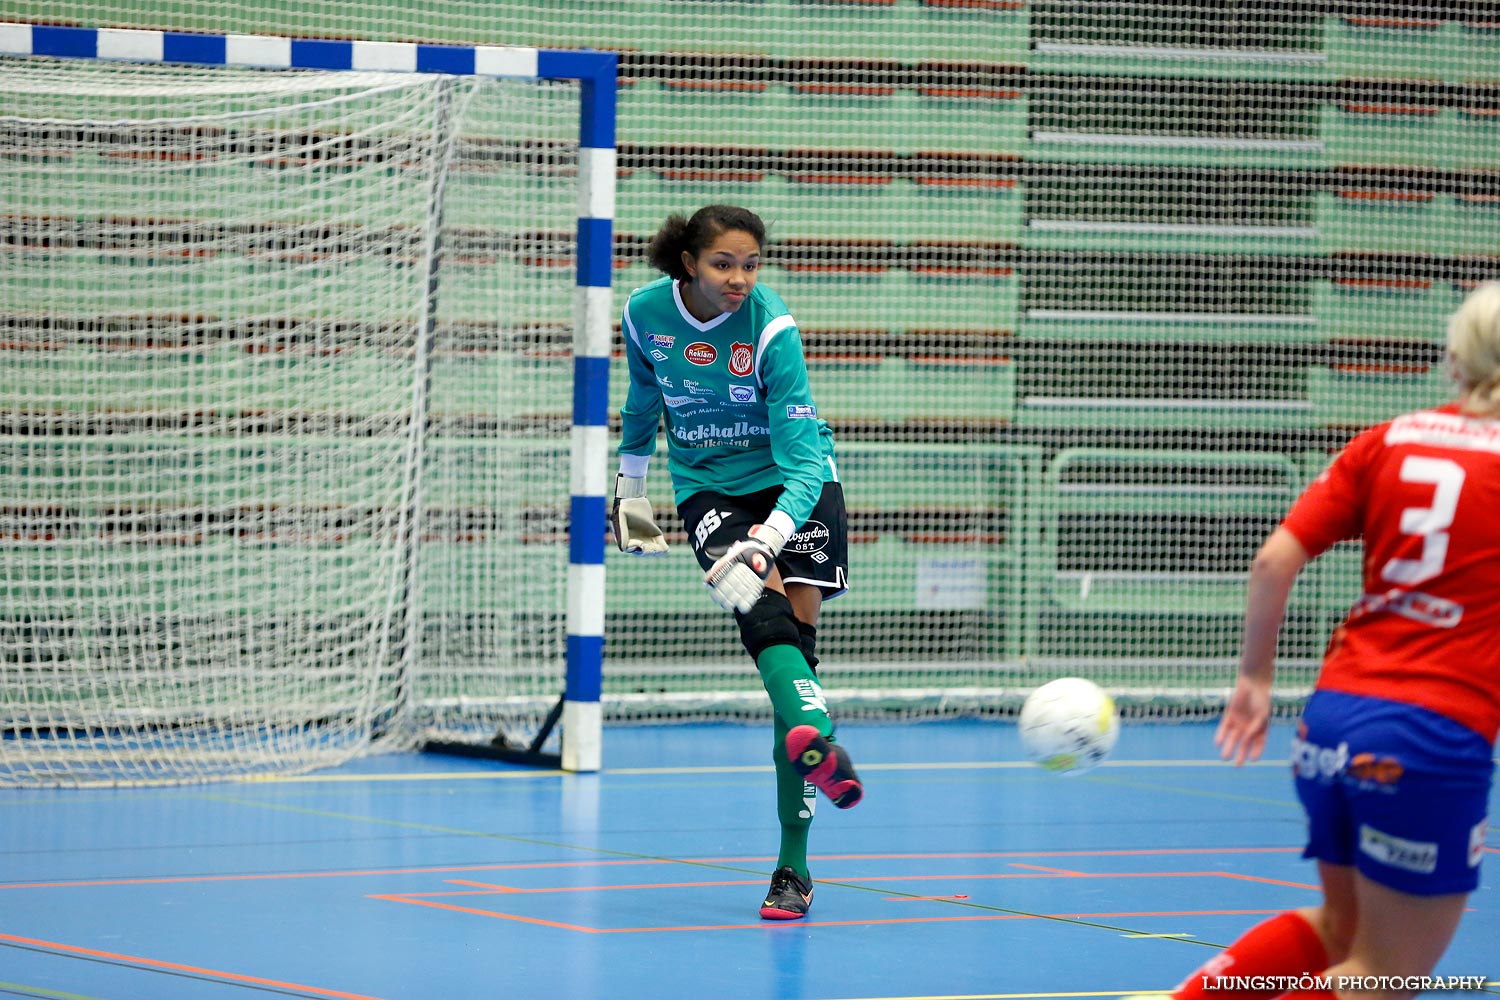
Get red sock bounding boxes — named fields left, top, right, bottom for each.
left=1171, top=911, right=1328, bottom=1000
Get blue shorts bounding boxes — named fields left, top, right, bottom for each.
left=1293, top=690, right=1494, bottom=895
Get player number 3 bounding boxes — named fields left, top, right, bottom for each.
left=1381, top=456, right=1465, bottom=587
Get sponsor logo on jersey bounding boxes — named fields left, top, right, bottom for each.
left=1350, top=588, right=1463, bottom=629
left=647, top=334, right=675, bottom=349
left=1359, top=824, right=1438, bottom=874
left=785, top=520, right=831, bottom=555
left=1386, top=411, right=1500, bottom=455
left=671, top=421, right=769, bottom=444
left=650, top=349, right=669, bottom=363
left=684, top=342, right=717, bottom=366
left=728, top=385, right=757, bottom=404
left=1294, top=732, right=1406, bottom=794
left=683, top=379, right=709, bottom=395
left=1347, top=752, right=1404, bottom=787
left=656, top=374, right=674, bottom=388
left=729, top=342, right=753, bottom=377
left=1290, top=730, right=1349, bottom=783
left=663, top=394, right=709, bottom=408
left=786, top=404, right=817, bottom=419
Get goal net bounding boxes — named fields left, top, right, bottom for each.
left=0, top=55, right=584, bottom=785
left=4, top=4, right=1493, bottom=786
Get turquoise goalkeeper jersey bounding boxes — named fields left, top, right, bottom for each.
left=618, top=276, right=836, bottom=533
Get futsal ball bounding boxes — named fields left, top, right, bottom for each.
left=1018, top=677, right=1119, bottom=776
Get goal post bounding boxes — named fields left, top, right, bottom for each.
left=0, top=23, right=614, bottom=786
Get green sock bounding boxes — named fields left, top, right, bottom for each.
left=755, top=643, right=833, bottom=738
left=772, top=715, right=814, bottom=878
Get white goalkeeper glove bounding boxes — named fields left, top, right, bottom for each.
left=704, top=523, right=786, bottom=614
left=611, top=474, right=668, bottom=556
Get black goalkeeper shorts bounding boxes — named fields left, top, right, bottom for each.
left=678, top=482, right=849, bottom=600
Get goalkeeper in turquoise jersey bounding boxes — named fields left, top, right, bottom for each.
left=610, top=204, right=863, bottom=920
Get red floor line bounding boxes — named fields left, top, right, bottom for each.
left=440, top=877, right=769, bottom=893
left=0, top=851, right=1314, bottom=893
left=595, top=914, right=1036, bottom=932
left=0, top=862, right=617, bottom=891
left=398, top=871, right=1247, bottom=900
left=445, top=880, right=527, bottom=892
left=369, top=894, right=1290, bottom=933
left=1056, top=909, right=1285, bottom=919
left=365, top=894, right=601, bottom=931
left=703, top=848, right=1305, bottom=862
left=382, top=900, right=1039, bottom=931
left=885, top=895, right=972, bottom=901
left=797, top=871, right=1234, bottom=884
left=0, top=848, right=1312, bottom=893
left=1213, top=871, right=1322, bottom=890
left=0, top=931, right=383, bottom=1000
left=0, top=864, right=705, bottom=892
left=393, top=869, right=1308, bottom=905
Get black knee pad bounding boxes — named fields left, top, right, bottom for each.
left=737, top=589, right=801, bottom=661
left=797, top=620, right=819, bottom=673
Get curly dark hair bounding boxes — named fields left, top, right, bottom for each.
left=646, top=204, right=767, bottom=280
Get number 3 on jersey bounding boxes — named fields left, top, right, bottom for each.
left=1381, top=456, right=1465, bottom=586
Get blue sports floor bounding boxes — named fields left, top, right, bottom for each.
left=2, top=720, right=1496, bottom=1000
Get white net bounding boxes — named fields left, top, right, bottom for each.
left=3, top=3, right=1497, bottom=784
left=0, top=57, right=581, bottom=785
left=591, top=6, right=1491, bottom=722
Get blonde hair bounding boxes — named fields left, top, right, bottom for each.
left=1447, top=281, right=1500, bottom=415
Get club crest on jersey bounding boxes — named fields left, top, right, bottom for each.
left=684, top=342, right=717, bottom=366
left=729, top=342, right=753, bottom=377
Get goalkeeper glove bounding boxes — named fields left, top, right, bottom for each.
left=611, top=474, right=668, bottom=556
left=704, top=523, right=786, bottom=614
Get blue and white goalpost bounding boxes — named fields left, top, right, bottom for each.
left=563, top=49, right=617, bottom=775
left=0, top=24, right=615, bottom=782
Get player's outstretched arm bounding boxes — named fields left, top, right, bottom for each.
left=611, top=474, right=668, bottom=556
left=1217, top=527, right=1309, bottom=765
left=704, top=523, right=786, bottom=613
